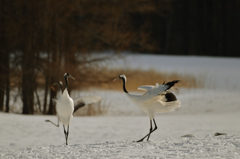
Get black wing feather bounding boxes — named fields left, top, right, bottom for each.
left=73, top=102, right=85, bottom=113
left=165, top=80, right=180, bottom=90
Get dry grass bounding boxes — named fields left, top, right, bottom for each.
left=32, top=66, right=201, bottom=91
left=96, top=68, right=202, bottom=91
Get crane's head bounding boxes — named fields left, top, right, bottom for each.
left=52, top=81, right=63, bottom=87
left=113, top=74, right=127, bottom=82
left=64, top=73, right=75, bottom=80
left=58, top=81, right=63, bottom=86
left=51, top=81, right=63, bottom=91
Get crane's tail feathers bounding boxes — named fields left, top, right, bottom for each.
left=165, top=80, right=180, bottom=89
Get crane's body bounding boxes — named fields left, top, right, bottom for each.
left=114, top=74, right=181, bottom=142
left=46, top=76, right=102, bottom=145
left=46, top=73, right=75, bottom=145
left=55, top=89, right=74, bottom=126
left=126, top=92, right=180, bottom=120
left=125, top=82, right=181, bottom=119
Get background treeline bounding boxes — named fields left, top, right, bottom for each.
left=0, top=0, right=239, bottom=114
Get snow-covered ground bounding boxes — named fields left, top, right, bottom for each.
left=1, top=113, right=239, bottom=158
left=0, top=54, right=240, bottom=158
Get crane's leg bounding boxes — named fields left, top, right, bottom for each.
left=147, top=119, right=158, bottom=141
left=45, top=114, right=60, bottom=127
left=63, top=125, right=68, bottom=145
left=66, top=125, right=69, bottom=145
left=136, top=119, right=158, bottom=142
left=136, top=120, right=152, bottom=142
left=45, top=120, right=59, bottom=127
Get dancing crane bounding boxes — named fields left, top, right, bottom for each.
left=46, top=82, right=102, bottom=126
left=48, top=73, right=75, bottom=145
left=114, top=74, right=181, bottom=142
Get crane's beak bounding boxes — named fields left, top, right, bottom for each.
left=51, top=82, right=59, bottom=91
left=69, top=75, right=75, bottom=80
left=50, top=85, right=56, bottom=91
left=113, top=77, right=120, bottom=82
left=51, top=82, right=58, bottom=86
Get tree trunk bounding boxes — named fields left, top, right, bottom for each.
left=0, top=0, right=7, bottom=111
left=5, top=52, right=10, bottom=112
left=0, top=54, right=4, bottom=111
left=47, top=52, right=58, bottom=115
left=43, top=52, right=50, bottom=114
left=5, top=76, right=10, bottom=112
left=22, top=50, right=35, bottom=114
left=43, top=75, right=49, bottom=114
left=20, top=2, right=37, bottom=114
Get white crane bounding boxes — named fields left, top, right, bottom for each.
left=114, top=74, right=181, bottom=142
left=47, top=73, right=75, bottom=145
left=46, top=82, right=102, bottom=126
left=45, top=81, right=102, bottom=130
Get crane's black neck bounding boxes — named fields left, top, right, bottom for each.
left=121, top=78, right=128, bottom=93
left=64, top=76, right=68, bottom=91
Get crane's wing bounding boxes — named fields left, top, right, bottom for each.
left=138, top=85, right=155, bottom=91
left=73, top=96, right=102, bottom=113
left=138, top=83, right=169, bottom=95
left=138, top=83, right=160, bottom=91
left=139, top=80, right=180, bottom=102
left=149, top=80, right=180, bottom=94
left=74, top=96, right=102, bottom=105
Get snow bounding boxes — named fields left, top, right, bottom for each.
left=1, top=54, right=240, bottom=158
left=2, top=137, right=240, bottom=159
left=1, top=113, right=240, bottom=158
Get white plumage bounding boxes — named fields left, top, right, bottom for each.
left=47, top=73, right=75, bottom=145
left=114, top=74, right=181, bottom=142
left=48, top=81, right=102, bottom=115
left=46, top=75, right=102, bottom=145
left=137, top=82, right=181, bottom=119
left=56, top=88, right=74, bottom=126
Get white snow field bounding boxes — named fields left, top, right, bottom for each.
left=0, top=113, right=240, bottom=158
left=0, top=54, right=240, bottom=158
